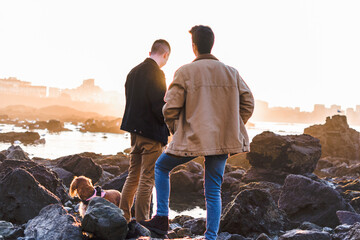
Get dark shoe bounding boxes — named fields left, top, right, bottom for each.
left=139, top=215, right=169, bottom=235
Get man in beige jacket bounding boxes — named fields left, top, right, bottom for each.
left=140, top=25, right=254, bottom=240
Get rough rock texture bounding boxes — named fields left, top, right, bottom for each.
left=126, top=220, right=151, bottom=239
left=170, top=161, right=205, bottom=211
left=0, top=152, right=5, bottom=162
left=217, top=232, right=250, bottom=240
left=336, top=210, right=360, bottom=225
left=57, top=154, right=103, bottom=184
left=247, top=131, right=322, bottom=174
left=0, top=168, right=60, bottom=224
left=304, top=115, right=360, bottom=160
left=0, top=221, right=15, bottom=238
left=24, top=204, right=82, bottom=240
left=332, top=222, right=360, bottom=240
left=279, top=229, right=331, bottom=240
left=220, top=189, right=286, bottom=238
left=183, top=218, right=206, bottom=235
left=0, top=131, right=41, bottom=144
left=51, top=167, right=74, bottom=187
left=82, top=197, right=128, bottom=240
left=279, top=174, right=354, bottom=228
left=102, top=171, right=128, bottom=192
left=3, top=145, right=30, bottom=161
left=0, top=159, right=69, bottom=203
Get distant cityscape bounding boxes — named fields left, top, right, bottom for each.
left=0, top=77, right=124, bottom=116
left=252, top=100, right=360, bottom=126
left=0, top=77, right=359, bottom=125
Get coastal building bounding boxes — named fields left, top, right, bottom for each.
left=0, top=77, right=46, bottom=97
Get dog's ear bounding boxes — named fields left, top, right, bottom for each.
left=69, top=176, right=79, bottom=197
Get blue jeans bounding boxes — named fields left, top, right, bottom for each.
left=155, top=153, right=227, bottom=240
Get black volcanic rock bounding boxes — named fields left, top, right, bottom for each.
left=247, top=131, right=322, bottom=174
left=304, top=115, right=360, bottom=160
left=0, top=159, right=69, bottom=203
left=82, top=197, right=128, bottom=240
left=24, top=204, right=82, bottom=240
left=279, top=229, right=331, bottom=240
left=102, top=171, right=128, bottom=192
left=57, top=154, right=103, bottom=184
left=279, top=174, right=354, bottom=228
left=220, top=189, right=286, bottom=238
left=0, top=168, right=60, bottom=224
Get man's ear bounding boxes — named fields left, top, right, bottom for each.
left=149, top=51, right=152, bottom=57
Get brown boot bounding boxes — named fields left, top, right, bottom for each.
left=139, top=215, right=169, bottom=235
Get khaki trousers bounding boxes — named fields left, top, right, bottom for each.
left=120, top=133, right=163, bottom=222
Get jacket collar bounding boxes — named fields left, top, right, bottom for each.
left=145, top=58, right=159, bottom=67
left=193, top=54, right=219, bottom=62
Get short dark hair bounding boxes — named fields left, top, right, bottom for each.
left=151, top=39, right=171, bottom=55
left=189, top=25, right=214, bottom=54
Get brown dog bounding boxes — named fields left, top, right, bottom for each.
left=69, top=176, right=122, bottom=217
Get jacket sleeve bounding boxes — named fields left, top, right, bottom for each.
left=147, top=70, right=167, bottom=124
left=162, top=69, right=186, bottom=134
left=238, top=73, right=254, bottom=124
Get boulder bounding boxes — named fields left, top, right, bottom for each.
left=170, top=215, right=194, bottom=226
left=336, top=210, right=360, bottom=225
left=279, top=229, right=331, bottom=240
left=0, top=168, right=60, bottom=224
left=304, top=115, right=360, bottom=160
left=82, top=197, right=128, bottom=240
left=57, top=154, right=103, bottom=184
left=220, top=189, right=286, bottom=238
left=24, top=204, right=82, bottom=240
left=0, top=131, right=41, bottom=144
left=332, top=222, right=360, bottom=240
left=102, top=171, right=128, bottom=192
left=170, top=161, right=205, bottom=211
left=126, top=220, right=151, bottom=239
left=0, top=159, right=69, bottom=203
left=51, top=167, right=74, bottom=187
left=247, top=131, right=321, bottom=174
left=183, top=218, right=206, bottom=235
left=278, top=174, right=354, bottom=228
left=4, top=145, right=30, bottom=161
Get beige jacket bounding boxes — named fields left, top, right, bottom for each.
left=163, top=54, right=254, bottom=157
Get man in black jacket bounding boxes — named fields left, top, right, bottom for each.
left=120, top=39, right=170, bottom=222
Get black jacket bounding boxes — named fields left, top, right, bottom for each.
left=120, top=58, right=169, bottom=145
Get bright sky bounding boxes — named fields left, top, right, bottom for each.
left=1, top=0, right=359, bottom=111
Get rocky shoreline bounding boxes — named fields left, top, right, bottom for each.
left=0, top=115, right=360, bottom=240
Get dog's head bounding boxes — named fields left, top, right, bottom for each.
left=69, top=176, right=94, bottom=200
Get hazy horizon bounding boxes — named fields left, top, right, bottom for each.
left=1, top=0, right=360, bottom=112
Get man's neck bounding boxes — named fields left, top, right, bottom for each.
left=149, top=56, right=161, bottom=67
